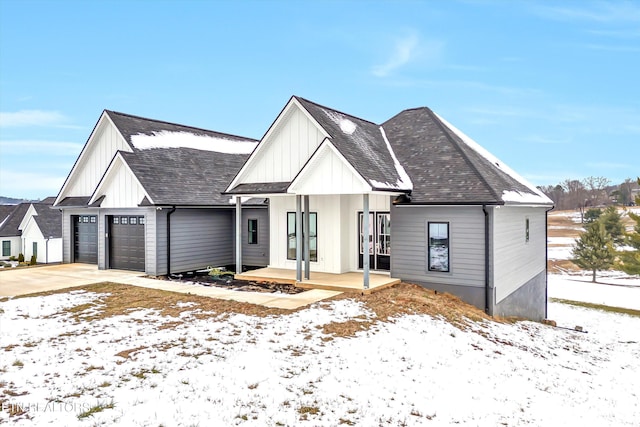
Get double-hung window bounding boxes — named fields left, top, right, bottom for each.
left=2, top=241, right=10, bottom=257
left=287, top=212, right=317, bottom=261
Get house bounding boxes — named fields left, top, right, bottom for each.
left=17, top=197, right=63, bottom=263
left=226, top=96, right=554, bottom=320
left=0, top=203, right=30, bottom=260
left=53, top=110, right=269, bottom=275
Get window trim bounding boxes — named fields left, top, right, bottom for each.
left=248, top=218, right=258, bottom=245
left=2, top=240, right=10, bottom=257
left=525, top=217, right=530, bottom=243
left=427, top=221, right=450, bottom=273
left=286, top=212, right=317, bottom=262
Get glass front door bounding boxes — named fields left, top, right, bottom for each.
left=358, top=211, right=390, bottom=271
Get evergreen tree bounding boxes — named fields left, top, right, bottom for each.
left=599, top=205, right=625, bottom=245
left=617, top=211, right=640, bottom=275
left=584, top=208, right=602, bottom=224
left=572, top=222, right=615, bottom=282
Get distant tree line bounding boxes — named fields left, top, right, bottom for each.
left=538, top=176, right=638, bottom=211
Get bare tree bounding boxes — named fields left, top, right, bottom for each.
left=562, top=179, right=587, bottom=221
left=582, top=176, right=611, bottom=206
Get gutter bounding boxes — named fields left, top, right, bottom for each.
left=544, top=205, right=555, bottom=319
left=166, top=206, right=176, bottom=276
left=482, top=205, right=490, bottom=314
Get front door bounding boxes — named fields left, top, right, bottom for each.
left=358, top=211, right=390, bottom=271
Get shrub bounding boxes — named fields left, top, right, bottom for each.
left=29, top=255, right=37, bottom=265
left=584, top=208, right=602, bottom=223
left=18, top=253, right=24, bottom=263
left=9, top=255, right=16, bottom=261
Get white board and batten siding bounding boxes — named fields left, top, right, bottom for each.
left=288, top=144, right=370, bottom=195
left=61, top=118, right=131, bottom=199
left=93, top=158, right=148, bottom=208
left=235, top=105, right=326, bottom=185
left=390, top=205, right=486, bottom=289
left=268, top=194, right=390, bottom=274
left=492, top=206, right=547, bottom=303
left=21, top=219, right=63, bottom=263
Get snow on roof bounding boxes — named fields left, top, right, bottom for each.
left=339, top=119, right=356, bottom=135
left=434, top=112, right=552, bottom=205
left=130, top=130, right=257, bottom=154
left=379, top=127, right=413, bottom=191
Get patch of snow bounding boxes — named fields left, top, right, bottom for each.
left=131, top=130, right=257, bottom=154
left=434, top=112, right=552, bottom=205
left=548, top=272, right=640, bottom=310
left=1, top=291, right=639, bottom=425
left=502, top=189, right=553, bottom=205
left=339, top=119, right=356, bottom=135
left=227, top=195, right=254, bottom=204
left=379, top=126, right=413, bottom=190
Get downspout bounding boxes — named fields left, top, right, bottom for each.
left=166, top=206, right=176, bottom=276
left=544, top=205, right=555, bottom=319
left=482, top=205, right=490, bottom=314
left=45, top=238, right=49, bottom=264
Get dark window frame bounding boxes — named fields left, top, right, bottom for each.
left=2, top=240, right=10, bottom=257
left=427, top=221, right=450, bottom=273
left=525, top=218, right=530, bottom=243
left=248, top=219, right=258, bottom=244
left=287, top=212, right=317, bottom=262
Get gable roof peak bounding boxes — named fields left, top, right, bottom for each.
left=293, top=96, right=379, bottom=127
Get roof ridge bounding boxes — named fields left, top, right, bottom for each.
left=425, top=109, right=503, bottom=203
left=381, top=106, right=433, bottom=127
left=294, top=96, right=380, bottom=126
left=105, top=110, right=258, bottom=142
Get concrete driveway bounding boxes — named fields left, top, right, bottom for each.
left=0, top=264, right=341, bottom=309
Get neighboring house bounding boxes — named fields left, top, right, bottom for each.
left=53, top=110, right=269, bottom=275
left=0, top=203, right=30, bottom=260
left=226, top=96, right=554, bottom=320
left=18, top=197, right=63, bottom=263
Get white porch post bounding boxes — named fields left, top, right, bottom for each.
left=363, top=194, right=370, bottom=290
left=296, top=195, right=302, bottom=282
left=303, top=195, right=310, bottom=280
left=235, top=197, right=242, bottom=274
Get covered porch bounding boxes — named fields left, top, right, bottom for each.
left=235, top=267, right=400, bottom=294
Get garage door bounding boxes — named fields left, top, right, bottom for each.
left=109, top=215, right=145, bottom=271
left=74, top=215, right=98, bottom=264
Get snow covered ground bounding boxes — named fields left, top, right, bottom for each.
left=1, top=288, right=639, bottom=426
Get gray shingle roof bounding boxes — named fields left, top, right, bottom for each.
left=106, top=110, right=257, bottom=149
left=382, top=108, right=547, bottom=204
left=55, top=196, right=91, bottom=207
left=0, top=203, right=29, bottom=237
left=295, top=97, right=407, bottom=191
left=119, top=148, right=264, bottom=206
left=32, top=202, right=62, bottom=238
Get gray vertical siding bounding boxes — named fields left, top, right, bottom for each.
left=391, top=205, right=486, bottom=287
left=236, top=208, right=270, bottom=267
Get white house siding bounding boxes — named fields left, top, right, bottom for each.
left=492, top=206, right=547, bottom=303
left=238, top=106, right=326, bottom=184
left=288, top=144, right=370, bottom=195
left=0, top=236, right=21, bottom=260
left=390, top=205, right=486, bottom=306
left=61, top=208, right=99, bottom=263
left=94, top=159, right=147, bottom=208
left=269, top=194, right=390, bottom=274
left=61, top=119, right=131, bottom=199
left=21, top=220, right=62, bottom=263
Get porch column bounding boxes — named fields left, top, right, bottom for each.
left=363, top=194, right=370, bottom=290
left=296, top=195, right=302, bottom=282
left=304, top=195, right=310, bottom=280
left=235, top=197, right=242, bottom=274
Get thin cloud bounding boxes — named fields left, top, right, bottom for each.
left=372, top=32, right=438, bottom=77
left=0, top=110, right=68, bottom=127
left=586, top=162, right=632, bottom=170
left=0, top=170, right=65, bottom=197
left=0, top=140, right=82, bottom=155
left=532, top=2, right=640, bottom=23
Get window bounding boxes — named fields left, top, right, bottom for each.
left=139, top=216, right=145, bottom=225
left=121, top=217, right=128, bottom=225
left=428, top=222, right=450, bottom=272
left=2, top=241, right=10, bottom=257
left=525, top=218, right=530, bottom=243
left=82, top=216, right=89, bottom=223
left=248, top=219, right=258, bottom=244
left=113, top=217, right=119, bottom=224
left=287, top=212, right=317, bottom=262
left=90, top=216, right=96, bottom=223
left=130, top=217, right=137, bottom=225
left=32, top=242, right=37, bottom=259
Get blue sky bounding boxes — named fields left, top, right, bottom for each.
left=1, top=0, right=638, bottom=200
